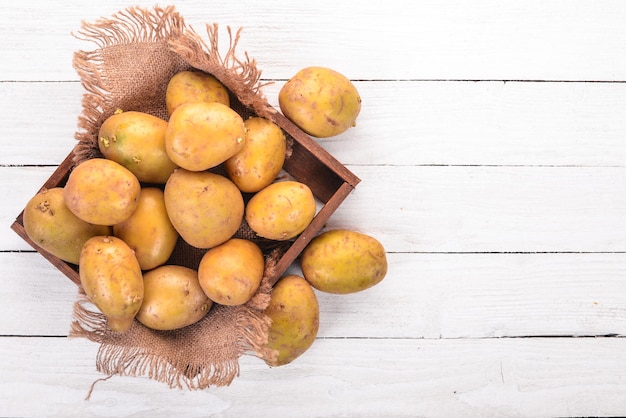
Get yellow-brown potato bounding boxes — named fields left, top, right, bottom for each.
left=245, top=181, right=316, bottom=241
left=225, top=116, right=287, bottom=193
left=165, top=101, right=246, bottom=171
left=198, top=238, right=264, bottom=306
left=113, top=187, right=178, bottom=270
left=164, top=169, right=244, bottom=249
left=300, top=229, right=387, bottom=294
left=79, top=236, right=144, bottom=332
left=63, top=158, right=141, bottom=226
left=136, top=265, right=212, bottom=331
left=165, top=70, right=230, bottom=116
left=278, top=66, right=361, bottom=138
left=22, top=187, right=111, bottom=264
left=262, top=275, right=319, bottom=367
left=98, top=110, right=178, bottom=184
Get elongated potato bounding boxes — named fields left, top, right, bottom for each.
left=79, top=236, right=144, bottom=332
left=98, top=110, right=177, bottom=184
left=225, top=116, right=287, bottom=193
left=300, top=229, right=387, bottom=294
left=113, top=187, right=179, bottom=270
left=245, top=181, right=316, bottom=241
left=165, top=101, right=245, bottom=171
left=262, top=275, right=319, bottom=366
left=23, top=187, right=111, bottom=264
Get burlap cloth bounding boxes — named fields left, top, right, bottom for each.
left=68, top=5, right=283, bottom=393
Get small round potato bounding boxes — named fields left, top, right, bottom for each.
left=63, top=158, right=141, bottom=226
left=278, top=66, right=361, bottom=138
left=23, top=187, right=111, bottom=264
left=165, top=101, right=246, bottom=171
left=113, top=187, right=179, bottom=270
left=79, top=236, right=144, bottom=332
left=98, top=110, right=178, bottom=184
left=300, top=229, right=387, bottom=294
left=245, top=181, right=316, bottom=241
left=225, top=116, right=287, bottom=193
left=165, top=70, right=230, bottom=116
left=262, top=275, right=319, bottom=367
left=198, top=238, right=265, bottom=306
left=136, top=265, right=212, bottom=331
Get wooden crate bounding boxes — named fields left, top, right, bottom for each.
left=10, top=92, right=360, bottom=288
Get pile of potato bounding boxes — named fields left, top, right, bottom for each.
left=22, top=67, right=387, bottom=366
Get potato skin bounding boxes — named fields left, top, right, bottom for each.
left=301, top=229, right=387, bottom=294
left=166, top=70, right=230, bottom=116
left=113, top=187, right=179, bottom=270
left=79, top=236, right=144, bottom=332
left=136, top=265, right=212, bottom=331
left=165, top=101, right=245, bottom=171
left=262, top=275, right=319, bottom=367
left=63, top=158, right=141, bottom=226
left=245, top=181, right=316, bottom=241
left=198, top=238, right=264, bottom=306
left=278, top=66, right=361, bottom=138
left=164, top=169, right=244, bottom=249
left=98, top=110, right=178, bottom=184
left=23, top=187, right=112, bottom=264
left=225, top=117, right=287, bottom=193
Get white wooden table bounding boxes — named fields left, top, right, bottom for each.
left=3, top=1, right=626, bottom=416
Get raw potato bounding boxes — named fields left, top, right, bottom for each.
left=63, top=158, right=141, bottom=226
left=262, top=275, right=319, bottom=367
left=165, top=101, right=246, bottom=171
left=198, top=238, right=264, bottom=306
left=301, top=229, right=387, bottom=294
left=113, top=187, right=179, bottom=270
left=278, top=66, right=361, bottom=138
left=165, top=70, right=230, bottom=116
left=22, top=187, right=111, bottom=264
left=245, top=180, right=316, bottom=240
left=79, top=236, right=144, bottom=332
left=136, top=265, right=212, bottom=331
left=98, top=110, right=178, bottom=184
left=225, top=116, right=287, bottom=193
left=164, top=169, right=244, bottom=249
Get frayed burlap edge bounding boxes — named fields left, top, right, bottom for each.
left=67, top=5, right=279, bottom=394
left=71, top=5, right=188, bottom=164
left=167, top=23, right=277, bottom=120
left=70, top=251, right=279, bottom=396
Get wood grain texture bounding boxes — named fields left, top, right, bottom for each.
left=5, top=252, right=626, bottom=339
left=1, top=337, right=626, bottom=417
left=5, top=80, right=626, bottom=167
left=3, top=0, right=626, bottom=81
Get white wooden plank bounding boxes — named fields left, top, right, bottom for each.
left=6, top=80, right=626, bottom=167
left=1, top=336, right=625, bottom=417
left=0, top=82, right=81, bottom=165
left=0, top=253, right=76, bottom=336
left=3, top=1, right=626, bottom=81
left=2, top=166, right=56, bottom=251
left=312, top=252, right=626, bottom=339
left=5, top=252, right=626, bottom=338
left=327, top=165, right=626, bottom=253
left=4, top=165, right=626, bottom=252
left=283, top=81, right=626, bottom=167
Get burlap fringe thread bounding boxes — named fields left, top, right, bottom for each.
left=67, top=5, right=280, bottom=396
